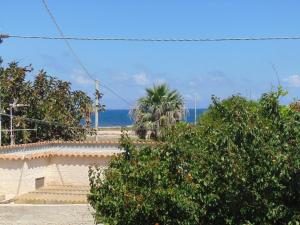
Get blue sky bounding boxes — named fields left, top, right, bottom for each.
left=1, top=0, right=300, bottom=109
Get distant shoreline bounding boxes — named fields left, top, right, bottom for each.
left=98, top=125, right=133, bottom=130
left=87, top=109, right=207, bottom=127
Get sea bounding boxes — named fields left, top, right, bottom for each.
left=90, top=109, right=207, bottom=127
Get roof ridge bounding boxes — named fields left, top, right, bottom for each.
left=0, top=140, right=120, bottom=151
left=0, top=150, right=121, bottom=161
left=0, top=140, right=157, bottom=150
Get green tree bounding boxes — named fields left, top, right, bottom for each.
left=89, top=88, right=300, bottom=225
left=130, top=84, right=185, bottom=139
left=0, top=61, right=93, bottom=145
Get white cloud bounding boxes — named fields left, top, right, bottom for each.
left=188, top=80, right=197, bottom=87
left=188, top=71, right=232, bottom=88
left=132, top=73, right=149, bottom=86
left=183, top=94, right=193, bottom=100
left=154, top=78, right=166, bottom=85
left=108, top=71, right=166, bottom=87
left=283, top=75, right=300, bottom=87
left=71, top=69, right=94, bottom=86
left=112, top=72, right=130, bottom=82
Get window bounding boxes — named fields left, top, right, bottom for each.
left=35, top=177, right=45, bottom=189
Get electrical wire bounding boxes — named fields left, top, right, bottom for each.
left=2, top=3, right=299, bottom=107
left=40, top=0, right=133, bottom=107
left=0, top=113, right=88, bottom=130
left=2, top=34, right=300, bottom=42
left=41, top=0, right=95, bottom=82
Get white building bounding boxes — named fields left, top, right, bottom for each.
left=0, top=141, right=123, bottom=201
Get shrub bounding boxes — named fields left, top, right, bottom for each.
left=89, top=88, right=300, bottom=224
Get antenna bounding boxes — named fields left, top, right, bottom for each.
left=271, top=63, right=281, bottom=86
left=9, top=100, right=30, bottom=145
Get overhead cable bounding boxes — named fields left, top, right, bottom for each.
left=0, top=113, right=88, bottom=130
left=41, top=0, right=133, bottom=107
left=2, top=34, right=300, bottom=42
left=41, top=0, right=95, bottom=81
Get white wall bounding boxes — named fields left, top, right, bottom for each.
left=0, top=156, right=110, bottom=200
left=46, top=156, right=109, bottom=186
left=0, top=160, right=25, bottom=199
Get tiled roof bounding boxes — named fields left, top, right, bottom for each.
left=0, top=151, right=120, bottom=160
left=0, top=140, right=158, bottom=160
left=0, top=140, right=156, bottom=151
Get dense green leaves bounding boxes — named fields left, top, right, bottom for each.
left=89, top=88, right=300, bottom=224
left=130, top=84, right=185, bottom=139
left=0, top=61, right=93, bottom=144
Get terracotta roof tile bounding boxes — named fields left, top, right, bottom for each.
left=0, top=140, right=156, bottom=152
left=0, top=151, right=120, bottom=160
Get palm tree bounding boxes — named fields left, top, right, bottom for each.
left=131, top=84, right=185, bottom=139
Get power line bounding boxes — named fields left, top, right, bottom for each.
left=98, top=82, right=133, bottom=106
left=2, top=34, right=300, bottom=42
left=0, top=113, right=88, bottom=130
left=41, top=0, right=95, bottom=82
left=40, top=0, right=133, bottom=107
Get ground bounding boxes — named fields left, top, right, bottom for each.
left=87, top=127, right=137, bottom=141
left=0, top=128, right=129, bottom=225
left=0, top=204, right=99, bottom=225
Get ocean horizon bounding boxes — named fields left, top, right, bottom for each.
left=89, top=109, right=207, bottom=127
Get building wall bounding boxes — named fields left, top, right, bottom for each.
left=0, top=156, right=110, bottom=200
left=0, top=159, right=25, bottom=199
left=46, top=156, right=110, bottom=186
left=19, top=158, right=48, bottom=197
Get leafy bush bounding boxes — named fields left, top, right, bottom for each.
left=89, top=88, right=300, bottom=224
left=0, top=61, right=93, bottom=144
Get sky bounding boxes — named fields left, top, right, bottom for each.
left=1, top=0, right=300, bottom=109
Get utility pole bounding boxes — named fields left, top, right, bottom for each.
left=94, top=80, right=105, bottom=141
left=95, top=80, right=99, bottom=141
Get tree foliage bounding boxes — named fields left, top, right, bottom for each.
left=89, top=88, right=300, bottom=225
left=130, top=84, right=185, bottom=139
left=0, top=61, right=93, bottom=145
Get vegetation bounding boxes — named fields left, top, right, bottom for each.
left=89, top=88, right=300, bottom=224
left=130, top=84, right=185, bottom=139
left=0, top=61, right=93, bottom=145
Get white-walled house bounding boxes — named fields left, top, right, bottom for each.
left=0, top=141, right=125, bottom=201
